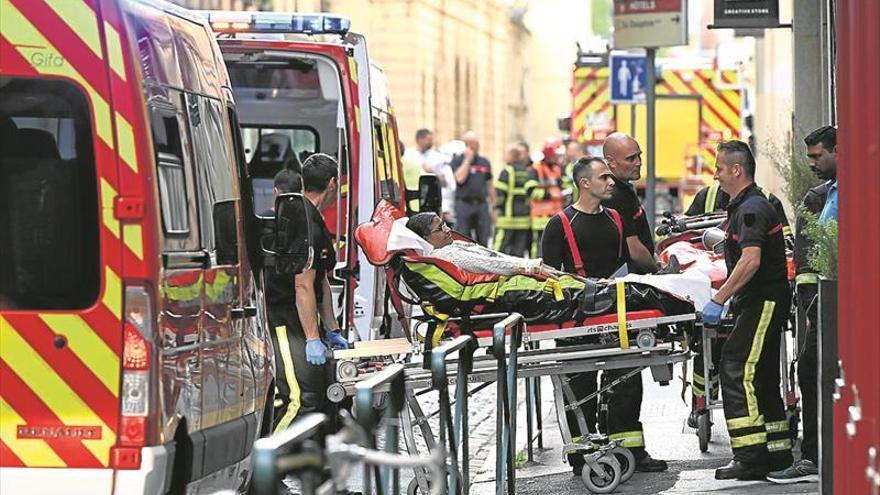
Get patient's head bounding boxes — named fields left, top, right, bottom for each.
left=407, top=212, right=453, bottom=249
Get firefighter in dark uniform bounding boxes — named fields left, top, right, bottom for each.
left=598, top=133, right=667, bottom=471
left=493, top=145, right=538, bottom=256
left=543, top=157, right=643, bottom=475
left=451, top=130, right=495, bottom=246
left=685, top=182, right=794, bottom=429
left=702, top=140, right=793, bottom=480
left=267, top=154, right=349, bottom=433
left=768, top=125, right=836, bottom=484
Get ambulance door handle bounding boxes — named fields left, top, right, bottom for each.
left=244, top=306, right=257, bottom=317
left=866, top=446, right=880, bottom=495
left=833, top=360, right=846, bottom=403
left=847, top=384, right=862, bottom=438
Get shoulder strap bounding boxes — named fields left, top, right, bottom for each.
left=556, top=208, right=586, bottom=277
left=705, top=183, right=720, bottom=214
left=606, top=207, right=624, bottom=259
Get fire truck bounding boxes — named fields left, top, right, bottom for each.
left=565, top=51, right=743, bottom=212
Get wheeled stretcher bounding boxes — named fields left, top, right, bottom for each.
left=323, top=201, right=699, bottom=493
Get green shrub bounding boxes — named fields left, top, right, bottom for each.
left=763, top=135, right=822, bottom=209
left=797, top=205, right=838, bottom=279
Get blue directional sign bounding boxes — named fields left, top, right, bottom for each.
left=610, top=53, right=648, bottom=104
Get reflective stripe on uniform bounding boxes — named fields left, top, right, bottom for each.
left=273, top=325, right=302, bottom=433
left=795, top=273, right=819, bottom=286
left=744, top=301, right=775, bottom=418
left=705, top=183, right=720, bottom=214
left=765, top=420, right=789, bottom=433
left=727, top=414, right=765, bottom=430
left=609, top=430, right=644, bottom=448
left=730, top=431, right=767, bottom=449
left=768, top=439, right=793, bottom=452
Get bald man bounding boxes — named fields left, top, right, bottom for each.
left=451, top=130, right=496, bottom=246
left=594, top=132, right=667, bottom=472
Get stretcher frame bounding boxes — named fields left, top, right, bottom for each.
left=328, top=311, right=694, bottom=494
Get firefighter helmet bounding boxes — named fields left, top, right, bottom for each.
left=542, top=137, right=564, bottom=162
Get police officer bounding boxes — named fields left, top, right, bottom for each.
left=685, top=182, right=793, bottom=430
left=768, top=125, right=836, bottom=484
left=451, top=130, right=495, bottom=246
left=543, top=157, right=641, bottom=475
left=702, top=140, right=793, bottom=480
left=493, top=145, right=538, bottom=256
left=597, top=132, right=667, bottom=472
left=267, top=154, right=349, bottom=433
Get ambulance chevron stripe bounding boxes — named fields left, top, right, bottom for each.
left=0, top=438, right=27, bottom=467
left=0, top=363, right=103, bottom=468
left=0, top=396, right=66, bottom=468
left=0, top=324, right=116, bottom=466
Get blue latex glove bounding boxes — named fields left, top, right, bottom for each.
left=305, top=338, right=328, bottom=366
left=702, top=300, right=725, bottom=325
left=327, top=330, right=350, bottom=350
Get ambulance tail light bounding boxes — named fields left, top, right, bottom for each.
left=200, top=11, right=351, bottom=36
left=112, top=285, right=156, bottom=469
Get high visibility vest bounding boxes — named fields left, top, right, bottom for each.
left=530, top=161, right=563, bottom=222
left=495, top=163, right=537, bottom=229
left=704, top=183, right=721, bottom=214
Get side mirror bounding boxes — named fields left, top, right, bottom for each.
left=418, top=174, right=441, bottom=215
left=269, top=193, right=314, bottom=275
left=212, top=199, right=239, bottom=265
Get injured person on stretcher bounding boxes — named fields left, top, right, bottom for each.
left=388, top=212, right=707, bottom=326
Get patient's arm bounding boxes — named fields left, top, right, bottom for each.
left=433, top=242, right=538, bottom=276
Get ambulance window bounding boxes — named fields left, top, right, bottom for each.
left=0, top=76, right=99, bottom=310
left=150, top=108, right=190, bottom=235
left=373, top=118, right=400, bottom=204
left=186, top=93, right=237, bottom=259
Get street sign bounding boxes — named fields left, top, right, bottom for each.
left=711, top=0, right=780, bottom=29
left=613, top=0, right=688, bottom=49
left=609, top=53, right=647, bottom=104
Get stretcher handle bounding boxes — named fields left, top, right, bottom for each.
left=355, top=363, right=406, bottom=430
left=251, top=413, right=330, bottom=495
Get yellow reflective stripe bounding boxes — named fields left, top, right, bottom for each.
left=38, top=314, right=119, bottom=395
left=727, top=414, right=765, bottom=430
left=0, top=397, right=66, bottom=467
left=616, top=280, right=629, bottom=349
left=768, top=439, right=792, bottom=452
left=496, top=217, right=531, bottom=229
left=693, top=373, right=704, bottom=385
left=348, top=56, right=359, bottom=84
left=744, top=301, right=775, bottom=418
left=796, top=273, right=819, bottom=286
left=114, top=112, right=138, bottom=173
left=783, top=225, right=793, bottom=237
left=273, top=325, right=301, bottom=433
left=705, top=183, right=720, bottom=214
left=609, top=430, right=644, bottom=448
left=765, top=420, right=789, bottom=433
left=45, top=0, right=102, bottom=59
left=99, top=178, right=120, bottom=238
left=123, top=224, right=144, bottom=260
left=104, top=21, right=126, bottom=81
left=0, top=0, right=113, bottom=148
left=103, top=266, right=122, bottom=320
left=0, top=318, right=115, bottom=464
left=731, top=432, right=767, bottom=448
left=493, top=229, right=504, bottom=251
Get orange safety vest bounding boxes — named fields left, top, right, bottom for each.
left=530, top=161, right=564, bottom=218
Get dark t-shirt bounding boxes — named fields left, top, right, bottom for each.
left=266, top=199, right=336, bottom=308
left=602, top=175, right=655, bottom=255
left=542, top=205, right=632, bottom=278
left=450, top=153, right=492, bottom=200
left=724, top=183, right=789, bottom=299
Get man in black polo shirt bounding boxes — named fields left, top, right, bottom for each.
left=451, top=130, right=495, bottom=246
left=543, top=156, right=667, bottom=474
left=267, top=154, right=349, bottom=433
left=702, top=140, right=793, bottom=480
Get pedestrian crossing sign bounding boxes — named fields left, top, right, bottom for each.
left=610, top=53, right=648, bottom=104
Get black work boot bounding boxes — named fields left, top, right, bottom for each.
left=634, top=453, right=668, bottom=472
left=714, top=459, right=769, bottom=480
left=568, top=453, right=585, bottom=476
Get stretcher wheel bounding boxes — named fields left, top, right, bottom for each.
left=636, top=329, right=656, bottom=349
left=697, top=412, right=711, bottom=453
left=337, top=360, right=359, bottom=380
left=407, top=476, right=427, bottom=495
left=610, top=446, right=635, bottom=483
left=581, top=455, right=621, bottom=494
left=326, top=382, right=347, bottom=403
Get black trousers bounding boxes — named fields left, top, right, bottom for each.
left=605, top=368, right=646, bottom=458
left=720, top=288, right=793, bottom=468
left=454, top=199, right=492, bottom=246
left=493, top=228, right=531, bottom=257
left=268, top=303, right=328, bottom=433
left=796, top=284, right=819, bottom=464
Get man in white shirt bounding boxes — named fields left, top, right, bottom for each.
left=403, top=128, right=457, bottom=225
